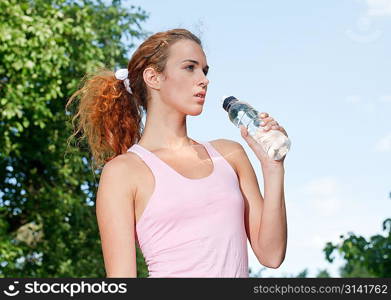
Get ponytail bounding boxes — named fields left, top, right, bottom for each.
left=65, top=67, right=143, bottom=171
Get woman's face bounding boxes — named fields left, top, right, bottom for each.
left=159, top=39, right=210, bottom=115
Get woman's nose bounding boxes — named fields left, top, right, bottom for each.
left=200, top=75, right=209, bottom=87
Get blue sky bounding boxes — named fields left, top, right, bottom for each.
left=126, top=0, right=391, bottom=277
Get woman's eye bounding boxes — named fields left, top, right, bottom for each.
left=186, top=65, right=194, bottom=71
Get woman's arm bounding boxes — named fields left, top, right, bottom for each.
left=237, top=112, right=289, bottom=268
left=96, top=156, right=138, bottom=277
left=218, top=139, right=287, bottom=268
left=258, top=165, right=287, bottom=268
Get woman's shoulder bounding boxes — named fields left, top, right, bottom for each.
left=209, top=138, right=244, bottom=153
left=101, top=150, right=149, bottom=199
left=103, top=149, right=146, bottom=183
left=105, top=148, right=142, bottom=169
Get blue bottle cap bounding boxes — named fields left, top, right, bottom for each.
left=222, top=96, right=238, bottom=112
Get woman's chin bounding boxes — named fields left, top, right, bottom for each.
left=186, top=107, right=203, bottom=116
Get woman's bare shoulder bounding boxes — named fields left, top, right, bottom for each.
left=209, top=138, right=243, bottom=154
left=103, top=151, right=144, bottom=175
left=100, top=150, right=146, bottom=195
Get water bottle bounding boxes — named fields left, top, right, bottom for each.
left=221, top=96, right=291, bottom=161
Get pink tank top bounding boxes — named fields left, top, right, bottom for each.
left=127, top=140, right=249, bottom=278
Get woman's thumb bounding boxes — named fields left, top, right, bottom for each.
left=240, top=125, right=248, bottom=137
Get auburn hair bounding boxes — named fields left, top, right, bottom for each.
left=65, top=28, right=202, bottom=170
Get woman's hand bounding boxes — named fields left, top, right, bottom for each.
left=239, top=112, right=289, bottom=168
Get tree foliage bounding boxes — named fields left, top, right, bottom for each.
left=0, top=0, right=149, bottom=277
left=324, top=218, right=391, bottom=277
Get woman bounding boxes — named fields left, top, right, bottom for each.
left=67, top=28, right=288, bottom=278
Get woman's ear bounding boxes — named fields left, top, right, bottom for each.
left=143, top=66, right=162, bottom=90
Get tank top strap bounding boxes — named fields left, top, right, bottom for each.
left=202, top=140, right=239, bottom=180
left=126, top=144, right=174, bottom=181
left=202, top=141, right=221, bottom=159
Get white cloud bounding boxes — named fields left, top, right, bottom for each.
left=345, top=95, right=361, bottom=104
left=374, top=133, right=391, bottom=152
left=300, top=176, right=339, bottom=196
left=378, top=95, right=391, bottom=103
left=298, top=177, right=342, bottom=217
left=366, top=0, right=391, bottom=16
left=344, top=95, right=389, bottom=113
left=345, top=1, right=389, bottom=43
left=362, top=101, right=376, bottom=113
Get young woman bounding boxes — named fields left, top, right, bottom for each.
left=67, top=28, right=288, bottom=278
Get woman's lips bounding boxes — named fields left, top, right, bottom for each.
left=194, top=95, right=205, bottom=103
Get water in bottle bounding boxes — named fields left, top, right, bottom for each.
left=221, top=96, right=291, bottom=161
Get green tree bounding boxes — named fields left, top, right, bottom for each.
left=0, top=0, right=149, bottom=277
left=315, top=268, right=330, bottom=278
left=295, top=268, right=308, bottom=278
left=288, top=268, right=331, bottom=278
left=249, top=266, right=267, bottom=278
left=323, top=217, right=391, bottom=277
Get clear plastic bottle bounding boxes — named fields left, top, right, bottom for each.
left=221, top=96, right=291, bottom=161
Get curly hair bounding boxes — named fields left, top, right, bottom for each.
left=65, top=28, right=202, bottom=170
